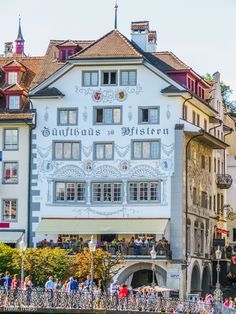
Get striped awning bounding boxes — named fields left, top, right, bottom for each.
left=36, top=218, right=169, bottom=235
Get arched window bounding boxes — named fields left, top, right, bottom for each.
left=194, top=221, right=199, bottom=253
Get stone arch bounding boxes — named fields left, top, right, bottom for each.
left=191, top=261, right=201, bottom=293
left=202, top=265, right=211, bottom=296
left=52, top=165, right=85, bottom=180
left=130, top=165, right=157, bottom=178
left=117, top=262, right=167, bottom=287
left=93, top=165, right=121, bottom=178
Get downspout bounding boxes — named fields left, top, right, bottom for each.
left=182, top=96, right=193, bottom=119
left=185, top=129, right=204, bottom=297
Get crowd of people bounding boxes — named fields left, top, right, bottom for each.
left=0, top=271, right=217, bottom=313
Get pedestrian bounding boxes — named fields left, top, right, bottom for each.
left=45, top=275, right=55, bottom=307
left=84, top=274, right=91, bottom=291
left=118, top=284, right=128, bottom=310
left=0, top=273, right=5, bottom=289
left=11, top=274, right=21, bottom=302
left=24, top=275, right=33, bottom=306
left=4, top=271, right=12, bottom=291
left=110, top=280, right=119, bottom=309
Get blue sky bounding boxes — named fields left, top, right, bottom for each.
left=1, top=0, right=235, bottom=99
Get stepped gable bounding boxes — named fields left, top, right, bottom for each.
left=71, top=30, right=143, bottom=59
left=32, top=39, right=94, bottom=87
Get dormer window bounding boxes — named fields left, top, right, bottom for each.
left=59, top=48, right=76, bottom=62
left=8, top=96, right=20, bottom=110
left=8, top=72, right=17, bottom=85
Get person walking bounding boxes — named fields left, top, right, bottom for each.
left=45, top=276, right=55, bottom=307
left=24, top=275, right=33, bottom=306
left=118, top=284, right=128, bottom=310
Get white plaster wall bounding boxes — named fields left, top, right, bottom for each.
left=0, top=124, right=30, bottom=237
left=31, top=64, right=182, bottom=243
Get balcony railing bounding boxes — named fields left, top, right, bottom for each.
left=216, top=174, right=233, bottom=189
left=36, top=241, right=171, bottom=258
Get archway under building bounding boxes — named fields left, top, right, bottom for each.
left=202, top=266, right=211, bottom=296
left=190, top=262, right=201, bottom=294
left=117, top=262, right=167, bottom=288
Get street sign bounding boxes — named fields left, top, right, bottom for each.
left=213, top=238, right=225, bottom=247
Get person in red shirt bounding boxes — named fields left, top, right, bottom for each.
left=118, top=284, right=129, bottom=309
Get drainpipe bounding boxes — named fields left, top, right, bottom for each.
left=182, top=96, right=193, bottom=119
left=185, top=129, right=204, bottom=298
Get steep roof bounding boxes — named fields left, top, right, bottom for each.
left=71, top=30, right=143, bottom=59
left=32, top=39, right=93, bottom=87
left=153, top=51, right=190, bottom=70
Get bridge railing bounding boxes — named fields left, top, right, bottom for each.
left=0, top=288, right=212, bottom=313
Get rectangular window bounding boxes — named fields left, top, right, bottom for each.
left=120, top=70, right=136, bottom=86
left=102, top=71, right=117, bottom=85
left=128, top=181, right=160, bottom=202
left=208, top=157, right=211, bottom=173
left=92, top=182, right=122, bottom=203
left=204, top=119, right=208, bottom=131
left=82, top=71, right=99, bottom=87
left=192, top=111, right=196, bottom=124
left=217, top=193, right=220, bottom=214
left=214, top=158, right=216, bottom=173
left=2, top=200, right=17, bottom=222
left=58, top=109, right=77, bottom=125
left=132, top=140, right=160, bottom=160
left=213, top=195, right=216, bottom=212
left=209, top=195, right=212, bottom=210
left=55, top=182, right=85, bottom=202
left=196, top=114, right=200, bottom=127
left=54, top=141, right=81, bottom=160
left=201, top=155, right=205, bottom=169
left=4, top=129, right=18, bottom=150
left=8, top=72, right=17, bottom=85
left=139, top=107, right=160, bottom=124
left=3, top=162, right=18, bottom=183
left=201, top=192, right=208, bottom=209
left=94, top=142, right=113, bottom=160
left=94, top=107, right=121, bottom=124
left=8, top=96, right=20, bottom=110
left=193, top=187, right=197, bottom=205
left=217, top=159, right=220, bottom=174
left=233, top=229, right=236, bottom=242
left=183, top=105, right=188, bottom=120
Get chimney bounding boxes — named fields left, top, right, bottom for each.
left=4, top=42, right=13, bottom=57
left=131, top=21, right=157, bottom=52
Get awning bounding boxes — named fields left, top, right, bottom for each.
left=216, top=228, right=229, bottom=235
left=36, top=218, right=169, bottom=235
left=0, top=232, right=23, bottom=243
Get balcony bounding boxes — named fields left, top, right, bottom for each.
left=216, top=174, right=233, bottom=189
left=36, top=240, right=171, bottom=259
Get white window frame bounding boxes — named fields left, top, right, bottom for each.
left=57, top=108, right=78, bottom=126
left=132, top=140, right=161, bottom=160
left=2, top=199, right=17, bottom=222
left=3, top=129, right=19, bottom=150
left=82, top=71, right=99, bottom=87
left=120, top=70, right=137, bottom=86
left=53, top=141, right=81, bottom=160
left=94, top=142, right=114, bottom=160
left=94, top=107, right=122, bottom=125
left=8, top=72, right=17, bottom=85
left=101, top=70, right=117, bottom=86
left=8, top=96, right=20, bottom=110
left=139, top=107, right=160, bottom=124
left=55, top=181, right=86, bottom=203
left=3, top=161, right=18, bottom=184
left=128, top=181, right=161, bottom=203
left=92, top=182, right=122, bottom=203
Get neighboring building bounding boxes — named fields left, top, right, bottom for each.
left=29, top=21, right=232, bottom=297
left=0, top=19, right=43, bottom=246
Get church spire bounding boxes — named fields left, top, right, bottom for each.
left=114, top=0, right=118, bottom=30
left=15, top=16, right=25, bottom=55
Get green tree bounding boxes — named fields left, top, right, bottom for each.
left=0, top=243, right=20, bottom=274
left=75, top=248, right=124, bottom=290
left=14, top=247, right=75, bottom=286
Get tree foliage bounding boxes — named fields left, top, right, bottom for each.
left=75, top=248, right=124, bottom=289
left=0, top=243, right=20, bottom=274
